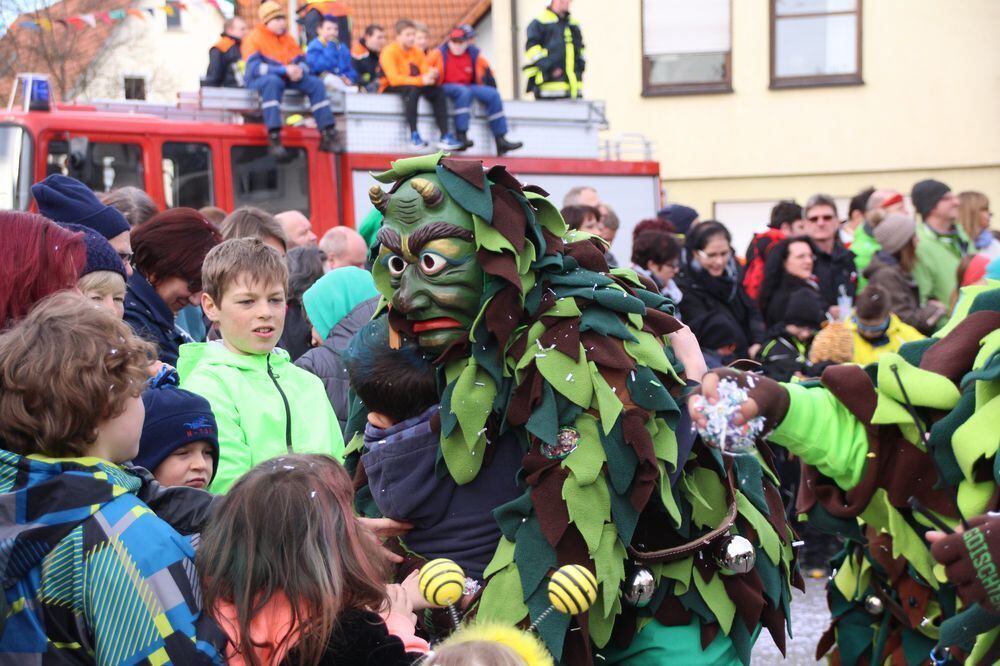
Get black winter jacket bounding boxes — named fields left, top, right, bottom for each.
left=524, top=7, right=585, bottom=98
left=204, top=34, right=242, bottom=87
left=676, top=261, right=764, bottom=362
left=295, top=297, right=379, bottom=436
left=124, top=272, right=192, bottom=366
left=813, top=237, right=857, bottom=308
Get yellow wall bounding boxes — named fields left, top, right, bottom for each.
left=491, top=0, right=1000, bottom=231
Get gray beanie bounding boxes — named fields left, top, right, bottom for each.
left=910, top=179, right=950, bottom=219
left=874, top=213, right=917, bottom=255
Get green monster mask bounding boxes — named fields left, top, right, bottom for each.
left=369, top=173, right=484, bottom=353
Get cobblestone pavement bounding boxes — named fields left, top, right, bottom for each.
left=752, top=576, right=830, bottom=664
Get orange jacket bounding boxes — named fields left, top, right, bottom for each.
left=241, top=25, right=304, bottom=66
left=378, top=42, right=430, bottom=90
left=425, top=46, right=494, bottom=86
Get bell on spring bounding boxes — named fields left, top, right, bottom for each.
left=713, top=535, right=756, bottom=574
left=622, top=566, right=655, bottom=608
left=864, top=594, right=884, bottom=615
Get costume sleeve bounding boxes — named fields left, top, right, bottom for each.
left=768, top=382, right=870, bottom=490
left=84, top=509, right=222, bottom=664
left=181, top=370, right=251, bottom=495
left=524, top=19, right=554, bottom=73
left=205, top=47, right=225, bottom=86
left=380, top=45, right=423, bottom=87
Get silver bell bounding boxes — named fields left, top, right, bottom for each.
left=622, top=566, right=656, bottom=608
left=713, top=535, right=756, bottom=574
left=863, top=594, right=884, bottom=615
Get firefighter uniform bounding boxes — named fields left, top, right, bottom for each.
left=523, top=6, right=584, bottom=99
left=205, top=34, right=243, bottom=88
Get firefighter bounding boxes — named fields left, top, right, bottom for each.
left=352, top=24, right=386, bottom=93
left=204, top=17, right=247, bottom=88
left=243, top=1, right=340, bottom=159
left=523, top=0, right=585, bottom=100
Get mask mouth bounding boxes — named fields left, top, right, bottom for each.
left=412, top=317, right=462, bottom=333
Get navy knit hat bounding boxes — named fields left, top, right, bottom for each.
left=32, top=174, right=131, bottom=240
left=658, top=204, right=699, bottom=235
left=60, top=223, right=126, bottom=280
left=911, top=179, right=950, bottom=219
left=784, top=288, right=826, bottom=329
left=136, top=386, right=219, bottom=479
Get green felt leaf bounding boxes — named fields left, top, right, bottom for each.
left=658, top=462, right=682, bottom=526
left=952, top=394, right=1000, bottom=481
left=601, top=421, right=637, bottom=496
left=626, top=365, right=678, bottom=414
left=624, top=330, right=673, bottom=375
left=593, top=523, right=626, bottom=616
left=627, top=312, right=643, bottom=329
left=344, top=431, right=366, bottom=456
left=549, top=269, right=614, bottom=289
left=514, top=516, right=557, bottom=599
left=587, top=593, right=620, bottom=648
left=693, top=570, right=736, bottom=634
left=524, top=191, right=567, bottom=237
left=958, top=479, right=994, bottom=520
left=877, top=352, right=961, bottom=410
left=608, top=267, right=646, bottom=288
left=483, top=537, right=516, bottom=579
left=563, top=470, right=611, bottom=554
left=536, top=344, right=593, bottom=408
left=452, top=361, right=496, bottom=449
left=439, top=381, right=458, bottom=437
left=494, top=491, right=534, bottom=541
left=755, top=555, right=782, bottom=608
left=579, top=308, right=637, bottom=342
left=562, top=413, right=606, bottom=484
left=440, top=426, right=486, bottom=485
left=734, top=455, right=768, bottom=517
left=683, top=467, right=727, bottom=529
left=735, top=495, right=780, bottom=565
left=649, top=417, right=678, bottom=471
left=370, top=152, right=445, bottom=183
left=859, top=489, right=938, bottom=588
left=655, top=557, right=693, bottom=596
left=589, top=361, right=623, bottom=435
left=544, top=296, right=582, bottom=319
left=444, top=359, right=467, bottom=385
left=832, top=550, right=869, bottom=602
left=437, top=163, right=492, bottom=221
left=608, top=485, right=639, bottom=546
left=473, top=214, right=517, bottom=255
left=477, top=562, right=529, bottom=625
left=526, top=383, right=558, bottom=445
left=592, top=286, right=647, bottom=315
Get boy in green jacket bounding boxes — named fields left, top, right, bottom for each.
left=691, top=286, right=1000, bottom=664
left=179, top=238, right=344, bottom=493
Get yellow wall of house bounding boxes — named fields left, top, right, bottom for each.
left=491, top=0, right=1000, bottom=236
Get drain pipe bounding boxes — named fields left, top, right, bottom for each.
left=510, top=0, right=520, bottom=99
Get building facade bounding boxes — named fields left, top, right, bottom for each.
left=490, top=0, right=1000, bottom=252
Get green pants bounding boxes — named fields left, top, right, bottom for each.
left=595, top=619, right=743, bottom=666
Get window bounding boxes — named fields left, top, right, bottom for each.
left=123, top=76, right=147, bottom=100
left=642, top=0, right=731, bottom=95
left=771, top=0, right=862, bottom=88
left=230, top=145, right=310, bottom=217
left=165, top=2, right=181, bottom=29
left=46, top=138, right=144, bottom=193
left=163, top=142, right=213, bottom=209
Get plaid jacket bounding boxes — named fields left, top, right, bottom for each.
left=0, top=449, right=223, bottom=664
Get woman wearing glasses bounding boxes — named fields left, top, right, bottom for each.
left=675, top=220, right=765, bottom=368
left=125, top=208, right=223, bottom=365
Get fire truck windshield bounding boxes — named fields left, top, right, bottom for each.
left=0, top=124, right=33, bottom=211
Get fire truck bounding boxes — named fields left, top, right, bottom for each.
left=1, top=74, right=660, bottom=255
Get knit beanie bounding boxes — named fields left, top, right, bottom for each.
left=259, top=0, right=286, bottom=23
left=32, top=174, right=130, bottom=240
left=874, top=213, right=917, bottom=255
left=784, top=288, right=826, bottom=328
left=136, top=386, right=219, bottom=478
left=911, top=179, right=951, bottom=219
left=60, top=223, right=127, bottom=280
left=657, top=204, right=699, bottom=236
left=302, top=266, right=379, bottom=340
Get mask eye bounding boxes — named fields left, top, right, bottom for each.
left=419, top=252, right=449, bottom=275
left=387, top=255, right=407, bottom=277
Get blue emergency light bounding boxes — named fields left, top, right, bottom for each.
left=20, top=73, right=51, bottom=111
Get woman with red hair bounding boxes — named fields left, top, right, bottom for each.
left=0, top=211, right=85, bottom=329
left=125, top=208, right=222, bottom=365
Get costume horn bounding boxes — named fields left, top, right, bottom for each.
left=369, top=185, right=390, bottom=212
left=409, top=178, right=444, bottom=208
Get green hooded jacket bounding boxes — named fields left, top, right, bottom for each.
left=851, top=223, right=880, bottom=292
left=178, top=342, right=345, bottom=494
left=912, top=221, right=970, bottom=306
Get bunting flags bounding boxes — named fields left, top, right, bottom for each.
left=15, top=1, right=222, bottom=32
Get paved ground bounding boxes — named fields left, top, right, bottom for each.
left=752, top=577, right=830, bottom=664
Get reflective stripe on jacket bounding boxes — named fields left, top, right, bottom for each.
left=523, top=8, right=584, bottom=98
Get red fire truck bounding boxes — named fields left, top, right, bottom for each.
left=1, top=78, right=660, bottom=254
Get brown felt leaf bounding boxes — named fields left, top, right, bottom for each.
left=581, top=333, right=636, bottom=371
left=564, top=238, right=610, bottom=273
left=642, top=308, right=684, bottom=338
left=484, top=284, right=524, bottom=345
left=622, top=408, right=658, bottom=511
left=525, top=451, right=571, bottom=547
left=722, top=569, right=766, bottom=632
left=486, top=165, right=524, bottom=192
left=491, top=186, right=528, bottom=253
left=542, top=228, right=565, bottom=256
left=441, top=157, right=486, bottom=190
left=539, top=318, right=581, bottom=358
left=478, top=248, right=523, bottom=290
left=508, top=369, right=543, bottom=426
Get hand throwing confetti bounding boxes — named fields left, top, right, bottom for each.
left=690, top=378, right=766, bottom=453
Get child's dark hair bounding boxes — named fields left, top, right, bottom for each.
left=856, top=284, right=890, bottom=321
left=345, top=317, right=438, bottom=423
left=560, top=204, right=601, bottom=231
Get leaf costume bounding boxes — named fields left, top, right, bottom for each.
left=768, top=287, right=1000, bottom=665
left=344, top=153, right=800, bottom=664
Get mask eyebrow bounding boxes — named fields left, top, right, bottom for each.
left=407, top=222, right=475, bottom=255
left=377, top=227, right=403, bottom=255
